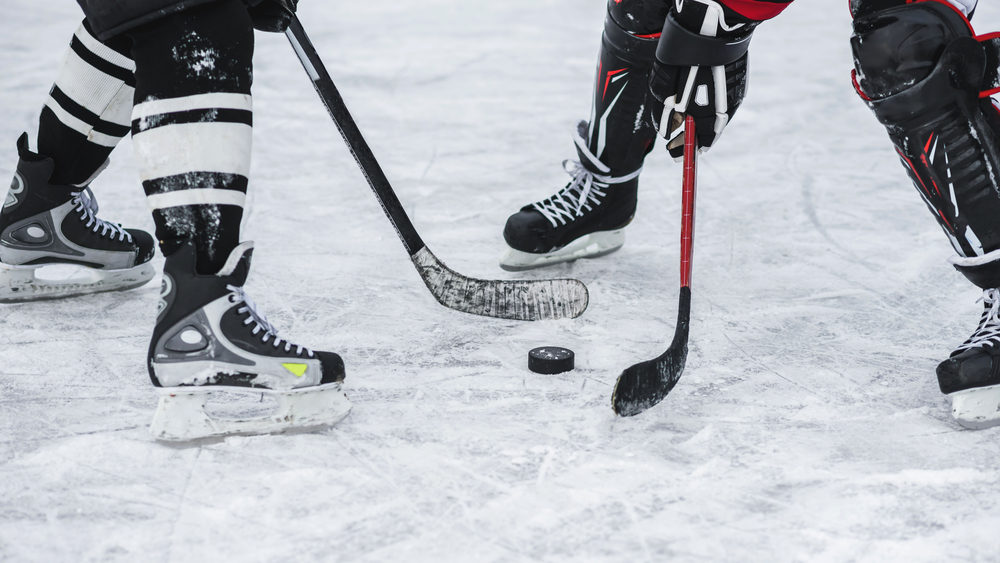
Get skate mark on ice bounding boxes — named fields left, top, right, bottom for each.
left=792, top=144, right=879, bottom=272
left=331, top=431, right=530, bottom=559
left=332, top=431, right=415, bottom=506
left=4, top=334, right=145, bottom=347
left=721, top=332, right=821, bottom=399
left=431, top=457, right=541, bottom=559
left=409, top=54, right=489, bottom=87
left=419, top=146, right=437, bottom=183
left=165, top=447, right=202, bottom=561
left=619, top=497, right=653, bottom=561
left=0, top=424, right=147, bottom=459
left=39, top=445, right=231, bottom=517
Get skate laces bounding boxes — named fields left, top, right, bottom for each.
left=71, top=187, right=132, bottom=243
left=532, top=134, right=641, bottom=228
left=956, top=288, right=1000, bottom=352
left=227, top=285, right=314, bottom=357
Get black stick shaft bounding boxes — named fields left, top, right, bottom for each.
left=285, top=17, right=424, bottom=254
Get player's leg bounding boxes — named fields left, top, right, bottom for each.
left=499, top=0, right=666, bottom=271
left=0, top=21, right=155, bottom=302
left=124, top=0, right=347, bottom=439
left=851, top=0, right=1000, bottom=428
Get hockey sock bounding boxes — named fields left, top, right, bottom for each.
left=586, top=0, right=667, bottom=174
left=126, top=0, right=254, bottom=275
left=36, top=20, right=134, bottom=187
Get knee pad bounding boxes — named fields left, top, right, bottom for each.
left=851, top=1, right=984, bottom=101
left=851, top=0, right=997, bottom=101
left=604, top=0, right=669, bottom=64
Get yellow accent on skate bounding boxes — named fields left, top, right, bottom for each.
left=283, top=363, right=308, bottom=377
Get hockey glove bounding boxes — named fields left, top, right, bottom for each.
left=648, top=0, right=757, bottom=158
left=246, top=0, right=298, bottom=33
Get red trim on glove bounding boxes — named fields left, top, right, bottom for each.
left=851, top=69, right=872, bottom=101
left=721, top=0, right=793, bottom=20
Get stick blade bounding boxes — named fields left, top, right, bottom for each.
left=612, top=344, right=688, bottom=417
left=412, top=247, right=589, bottom=321
left=612, top=288, right=691, bottom=416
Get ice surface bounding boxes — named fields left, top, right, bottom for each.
left=3, top=1, right=1000, bottom=561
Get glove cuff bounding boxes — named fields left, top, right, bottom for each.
left=655, top=11, right=752, bottom=66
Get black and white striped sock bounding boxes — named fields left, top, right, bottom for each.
left=132, top=92, right=252, bottom=272
left=125, top=0, right=255, bottom=273
left=37, top=20, right=134, bottom=186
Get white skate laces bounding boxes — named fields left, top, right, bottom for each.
left=227, top=284, right=314, bottom=356
left=956, top=288, right=1000, bottom=352
left=532, top=134, right=641, bottom=228
left=71, top=187, right=132, bottom=243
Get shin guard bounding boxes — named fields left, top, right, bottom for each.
left=586, top=0, right=668, bottom=174
left=852, top=0, right=1000, bottom=265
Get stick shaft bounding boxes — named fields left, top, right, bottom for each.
left=285, top=17, right=424, bottom=254
left=679, top=115, right=698, bottom=289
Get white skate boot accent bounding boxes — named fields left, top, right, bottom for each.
left=0, top=261, right=155, bottom=303
left=150, top=382, right=351, bottom=441
left=949, top=385, right=1000, bottom=429
left=500, top=229, right=626, bottom=271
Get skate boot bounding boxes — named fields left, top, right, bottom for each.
left=148, top=240, right=349, bottom=441
left=936, top=253, right=1000, bottom=429
left=500, top=121, right=641, bottom=271
left=0, top=134, right=155, bottom=302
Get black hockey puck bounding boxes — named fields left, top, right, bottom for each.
left=528, top=346, right=575, bottom=374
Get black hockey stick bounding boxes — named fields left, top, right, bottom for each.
left=285, top=18, right=588, bottom=321
left=612, top=116, right=697, bottom=416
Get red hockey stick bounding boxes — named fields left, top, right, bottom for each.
left=612, top=115, right=697, bottom=416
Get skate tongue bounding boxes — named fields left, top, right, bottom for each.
left=216, top=241, right=254, bottom=284
left=11, top=133, right=77, bottom=207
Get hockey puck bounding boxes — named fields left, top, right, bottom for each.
left=528, top=346, right=575, bottom=374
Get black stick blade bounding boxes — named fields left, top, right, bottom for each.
left=413, top=247, right=590, bottom=321
left=612, top=287, right=690, bottom=416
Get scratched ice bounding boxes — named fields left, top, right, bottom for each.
left=2, top=2, right=1000, bottom=561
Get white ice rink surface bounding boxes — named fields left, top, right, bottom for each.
left=3, top=1, right=1000, bottom=561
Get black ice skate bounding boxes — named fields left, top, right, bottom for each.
left=0, top=134, right=155, bottom=302
left=937, top=285, right=1000, bottom=429
left=500, top=121, right=641, bottom=271
left=148, top=241, right=350, bottom=441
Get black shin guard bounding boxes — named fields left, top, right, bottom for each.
left=586, top=0, right=667, bottom=174
left=852, top=0, right=1000, bottom=270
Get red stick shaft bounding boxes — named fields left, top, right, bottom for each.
left=679, top=115, right=697, bottom=288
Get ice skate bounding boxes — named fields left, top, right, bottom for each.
left=148, top=240, right=349, bottom=441
left=0, top=134, right=155, bottom=302
left=500, top=122, right=641, bottom=271
left=937, top=287, right=1000, bottom=429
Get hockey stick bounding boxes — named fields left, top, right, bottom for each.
left=284, top=18, right=588, bottom=321
left=611, top=116, right=697, bottom=416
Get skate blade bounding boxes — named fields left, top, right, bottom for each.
left=0, top=262, right=155, bottom=303
left=150, top=383, right=351, bottom=442
left=950, top=384, right=1000, bottom=429
left=499, top=230, right=625, bottom=272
